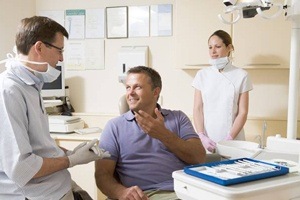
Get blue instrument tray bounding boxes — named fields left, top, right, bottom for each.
left=184, top=158, right=289, bottom=186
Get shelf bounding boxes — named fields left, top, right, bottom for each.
left=180, top=64, right=289, bottom=70
left=243, top=64, right=289, bottom=70
left=181, top=64, right=209, bottom=70
left=50, top=132, right=99, bottom=141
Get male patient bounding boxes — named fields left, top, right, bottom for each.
left=95, top=66, right=206, bottom=200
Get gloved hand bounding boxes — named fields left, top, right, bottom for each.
left=68, top=139, right=111, bottom=168
left=199, top=133, right=216, bottom=153
left=66, top=141, right=87, bottom=156
left=224, top=134, right=233, bottom=140
left=89, top=146, right=111, bottom=158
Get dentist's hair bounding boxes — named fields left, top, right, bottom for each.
left=15, top=16, right=69, bottom=55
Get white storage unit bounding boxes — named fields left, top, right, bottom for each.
left=118, top=46, right=149, bottom=83
left=173, top=170, right=300, bottom=200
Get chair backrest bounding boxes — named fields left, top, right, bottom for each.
left=118, top=95, right=129, bottom=115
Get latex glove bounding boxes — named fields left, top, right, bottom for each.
left=68, top=139, right=110, bottom=168
left=225, top=134, right=233, bottom=140
left=199, top=133, right=216, bottom=152
left=66, top=141, right=87, bottom=156
left=89, top=146, right=111, bottom=158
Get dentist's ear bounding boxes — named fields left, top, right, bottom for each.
left=33, top=41, right=43, bottom=54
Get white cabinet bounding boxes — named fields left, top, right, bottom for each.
left=51, top=133, right=106, bottom=200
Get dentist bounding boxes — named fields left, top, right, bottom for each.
left=0, top=16, right=109, bottom=200
left=192, top=30, right=253, bottom=153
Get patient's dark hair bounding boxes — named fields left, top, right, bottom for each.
left=127, top=66, right=162, bottom=91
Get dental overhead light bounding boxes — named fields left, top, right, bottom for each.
left=219, top=0, right=300, bottom=140
left=219, top=0, right=285, bottom=24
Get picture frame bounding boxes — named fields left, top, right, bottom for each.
left=106, top=6, right=128, bottom=39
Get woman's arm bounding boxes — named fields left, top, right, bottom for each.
left=193, top=89, right=205, bottom=134
left=228, top=91, right=249, bottom=139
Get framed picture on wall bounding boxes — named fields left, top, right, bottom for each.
left=106, top=6, right=128, bottom=39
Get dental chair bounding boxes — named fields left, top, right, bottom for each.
left=118, top=95, right=129, bottom=115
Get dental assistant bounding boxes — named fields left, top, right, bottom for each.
left=0, top=16, right=109, bottom=200
left=192, top=30, right=253, bottom=153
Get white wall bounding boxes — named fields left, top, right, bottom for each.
left=36, top=0, right=184, bottom=116
left=1, top=0, right=299, bottom=139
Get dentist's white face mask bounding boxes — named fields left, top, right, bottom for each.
left=0, top=48, right=61, bottom=83
left=20, top=59, right=61, bottom=83
left=209, top=57, right=229, bottom=70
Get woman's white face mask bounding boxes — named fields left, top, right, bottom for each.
left=1, top=52, right=61, bottom=83
left=209, top=56, right=229, bottom=70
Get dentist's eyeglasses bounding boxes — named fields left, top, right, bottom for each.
left=42, top=41, right=64, bottom=54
